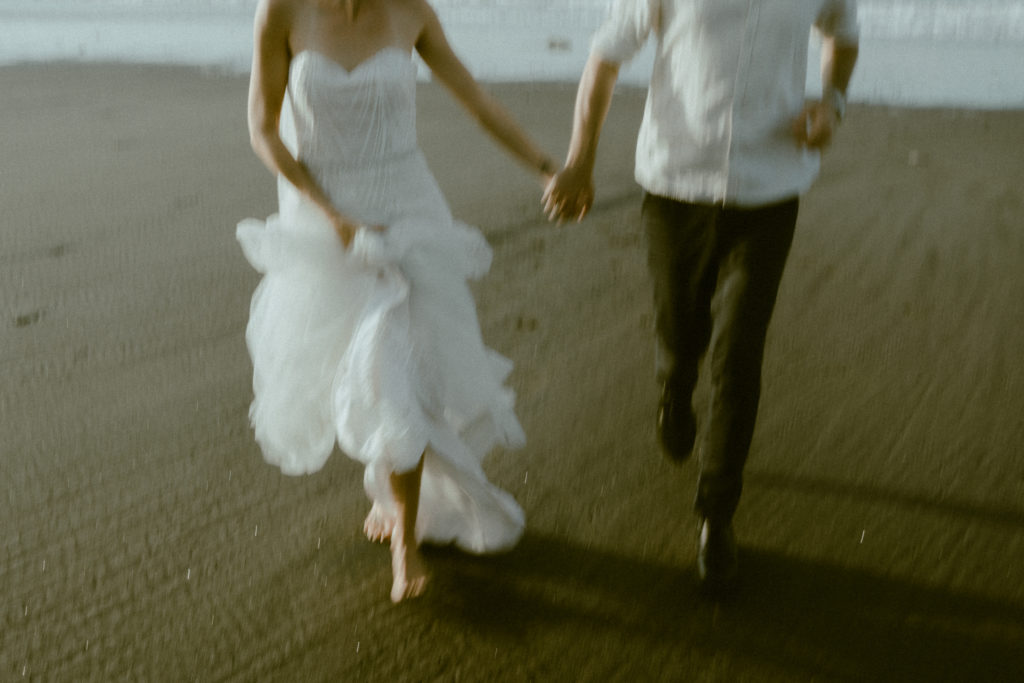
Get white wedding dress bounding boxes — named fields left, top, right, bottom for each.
left=236, top=48, right=525, bottom=553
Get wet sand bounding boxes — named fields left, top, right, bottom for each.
left=2, top=63, right=1023, bottom=681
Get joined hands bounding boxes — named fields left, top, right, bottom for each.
left=542, top=163, right=595, bottom=225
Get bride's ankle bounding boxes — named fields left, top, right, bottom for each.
left=390, top=525, right=415, bottom=550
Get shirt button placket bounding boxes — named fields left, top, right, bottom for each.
left=724, top=0, right=760, bottom=205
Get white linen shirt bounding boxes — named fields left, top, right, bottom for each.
left=592, top=0, right=859, bottom=206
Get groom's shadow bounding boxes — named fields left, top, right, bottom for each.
left=421, top=532, right=1024, bottom=682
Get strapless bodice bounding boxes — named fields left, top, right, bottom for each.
left=283, top=48, right=419, bottom=171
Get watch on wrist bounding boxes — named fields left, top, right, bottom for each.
left=826, top=87, right=846, bottom=121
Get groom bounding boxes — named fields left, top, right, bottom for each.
left=544, top=0, right=859, bottom=590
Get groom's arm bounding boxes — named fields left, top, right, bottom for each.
left=793, top=34, right=860, bottom=148
left=543, top=53, right=620, bottom=223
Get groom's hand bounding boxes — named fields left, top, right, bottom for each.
left=542, top=165, right=594, bottom=224
left=792, top=99, right=838, bottom=149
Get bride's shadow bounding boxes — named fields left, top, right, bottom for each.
left=420, top=532, right=1024, bottom=682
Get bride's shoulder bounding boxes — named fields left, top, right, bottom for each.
left=256, top=0, right=302, bottom=21
left=388, top=0, right=440, bottom=35
left=252, top=0, right=302, bottom=42
left=394, top=0, right=439, bottom=20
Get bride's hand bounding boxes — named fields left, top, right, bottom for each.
left=334, top=220, right=357, bottom=248
left=328, top=212, right=385, bottom=249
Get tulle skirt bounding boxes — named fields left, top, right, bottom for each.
left=236, top=198, right=525, bottom=553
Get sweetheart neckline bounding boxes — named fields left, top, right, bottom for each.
left=294, top=47, right=412, bottom=77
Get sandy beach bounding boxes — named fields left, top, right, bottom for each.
left=2, top=63, right=1023, bottom=681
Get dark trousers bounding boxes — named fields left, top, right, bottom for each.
left=641, top=193, right=798, bottom=522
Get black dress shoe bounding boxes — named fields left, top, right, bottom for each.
left=657, top=385, right=696, bottom=462
left=697, top=517, right=738, bottom=592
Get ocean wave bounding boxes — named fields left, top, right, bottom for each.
left=859, top=0, right=1024, bottom=42
left=432, top=0, right=1024, bottom=43
left=2, top=0, right=1022, bottom=43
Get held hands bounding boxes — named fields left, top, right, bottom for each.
left=542, top=163, right=595, bottom=224
left=541, top=97, right=841, bottom=227
left=792, top=98, right=840, bottom=150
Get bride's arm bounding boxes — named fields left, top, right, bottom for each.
left=414, top=3, right=556, bottom=182
left=247, top=0, right=360, bottom=245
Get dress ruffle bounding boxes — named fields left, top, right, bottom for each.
left=236, top=204, right=525, bottom=552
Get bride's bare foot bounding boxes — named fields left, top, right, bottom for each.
left=389, top=531, right=429, bottom=603
left=386, top=453, right=427, bottom=603
left=363, top=503, right=395, bottom=543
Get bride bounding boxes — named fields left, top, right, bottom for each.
left=239, top=0, right=555, bottom=602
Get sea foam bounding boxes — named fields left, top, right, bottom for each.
left=1, top=0, right=1022, bottom=108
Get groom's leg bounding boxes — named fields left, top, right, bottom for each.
left=641, top=193, right=720, bottom=460
left=696, top=198, right=798, bottom=522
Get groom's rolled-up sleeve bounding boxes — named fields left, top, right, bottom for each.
left=590, top=0, right=659, bottom=65
left=815, top=0, right=860, bottom=44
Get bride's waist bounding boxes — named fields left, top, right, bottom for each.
left=305, top=147, right=422, bottom=174
left=285, top=150, right=443, bottom=226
